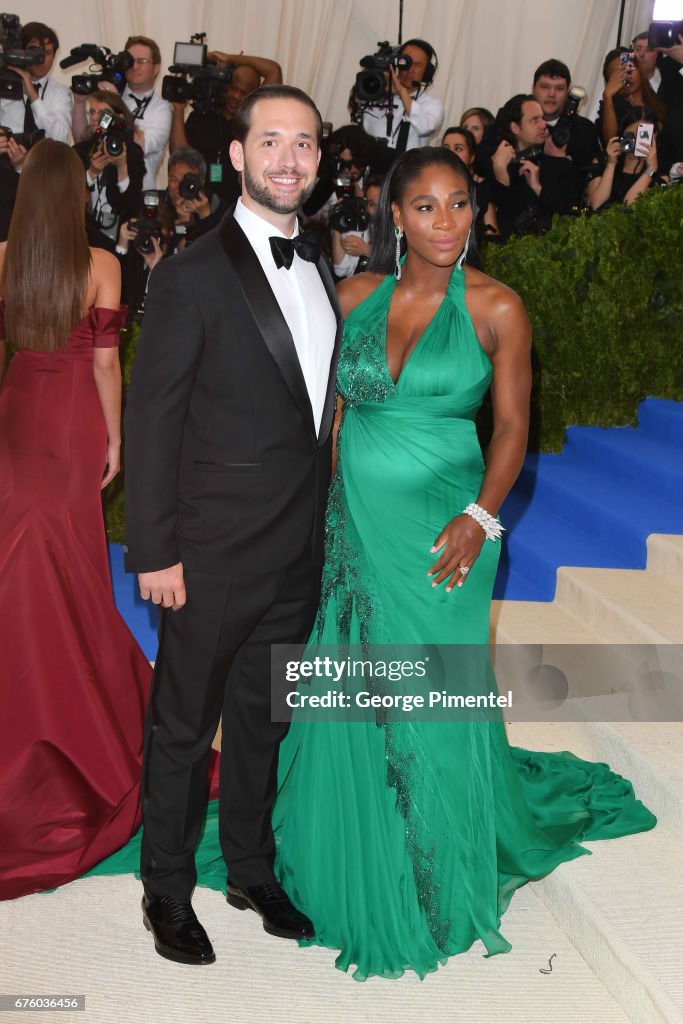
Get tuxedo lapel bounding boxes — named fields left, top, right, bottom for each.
left=218, top=214, right=315, bottom=435
left=316, top=255, right=343, bottom=447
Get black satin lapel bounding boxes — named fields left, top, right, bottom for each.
left=218, top=215, right=315, bottom=434
left=317, top=254, right=343, bottom=445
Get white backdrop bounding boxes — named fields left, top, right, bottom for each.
left=17, top=0, right=654, bottom=134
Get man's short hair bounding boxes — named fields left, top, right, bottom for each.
left=125, top=35, right=162, bottom=65
left=632, top=31, right=650, bottom=45
left=533, top=59, right=571, bottom=86
left=169, top=146, right=207, bottom=186
left=21, top=21, right=59, bottom=52
left=497, top=94, right=536, bottom=144
left=232, top=85, right=323, bottom=147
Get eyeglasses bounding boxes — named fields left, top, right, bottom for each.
left=130, top=57, right=154, bottom=66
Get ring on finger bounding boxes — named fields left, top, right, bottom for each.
left=458, top=565, right=470, bottom=576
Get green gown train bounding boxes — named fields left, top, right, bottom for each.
left=91, top=265, right=656, bottom=980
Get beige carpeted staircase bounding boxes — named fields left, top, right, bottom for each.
left=3, top=536, right=682, bottom=1024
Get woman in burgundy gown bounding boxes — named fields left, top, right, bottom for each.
left=0, top=140, right=151, bottom=901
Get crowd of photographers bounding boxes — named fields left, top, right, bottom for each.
left=1, top=14, right=682, bottom=307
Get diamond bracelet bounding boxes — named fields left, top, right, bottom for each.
left=463, top=502, right=505, bottom=542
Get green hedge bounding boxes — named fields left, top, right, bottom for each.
left=485, top=183, right=683, bottom=452
left=103, top=185, right=683, bottom=541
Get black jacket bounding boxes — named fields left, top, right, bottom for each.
left=123, top=213, right=342, bottom=575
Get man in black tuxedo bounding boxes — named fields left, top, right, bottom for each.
left=124, top=84, right=341, bottom=965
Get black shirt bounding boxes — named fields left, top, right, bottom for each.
left=184, top=111, right=241, bottom=205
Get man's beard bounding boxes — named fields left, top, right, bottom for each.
left=243, top=162, right=315, bottom=215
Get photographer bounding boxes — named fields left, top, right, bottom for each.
left=330, top=174, right=383, bottom=278
left=490, top=94, right=575, bottom=238
left=531, top=59, right=600, bottom=202
left=587, top=110, right=662, bottom=210
left=302, top=124, right=375, bottom=223
left=166, top=146, right=227, bottom=249
left=169, top=53, right=281, bottom=204
left=121, top=36, right=172, bottom=189
left=0, top=21, right=71, bottom=143
left=73, top=90, right=145, bottom=241
left=597, top=48, right=666, bottom=148
left=633, top=27, right=683, bottom=111
left=116, top=197, right=177, bottom=321
left=358, top=39, right=443, bottom=170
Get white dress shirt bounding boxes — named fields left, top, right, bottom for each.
left=0, top=76, right=72, bottom=142
left=233, top=198, right=336, bottom=435
left=122, top=86, right=172, bottom=189
left=362, top=88, right=444, bottom=150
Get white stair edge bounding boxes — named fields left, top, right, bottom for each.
left=532, top=854, right=683, bottom=1024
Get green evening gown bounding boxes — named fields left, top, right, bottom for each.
left=90, top=265, right=655, bottom=980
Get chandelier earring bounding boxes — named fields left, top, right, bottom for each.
left=456, top=227, right=472, bottom=270
left=394, top=225, right=403, bottom=280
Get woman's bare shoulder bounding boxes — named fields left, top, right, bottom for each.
left=465, top=265, right=527, bottom=321
left=89, top=246, right=119, bottom=273
left=336, top=271, right=385, bottom=318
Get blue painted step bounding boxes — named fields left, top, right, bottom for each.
left=563, top=427, right=683, bottom=509
left=636, top=398, right=683, bottom=442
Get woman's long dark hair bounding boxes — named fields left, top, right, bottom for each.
left=367, top=146, right=478, bottom=275
left=1, top=140, right=91, bottom=351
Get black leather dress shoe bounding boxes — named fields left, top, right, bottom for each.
left=142, top=894, right=216, bottom=965
left=226, top=880, right=314, bottom=940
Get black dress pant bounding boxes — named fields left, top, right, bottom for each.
left=140, top=557, right=321, bottom=899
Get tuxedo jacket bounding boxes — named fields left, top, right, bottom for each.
left=123, top=212, right=342, bottom=576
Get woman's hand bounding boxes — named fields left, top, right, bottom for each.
left=604, top=63, right=628, bottom=99
left=605, top=136, right=621, bottom=164
left=645, top=134, right=658, bottom=172
left=427, top=514, right=486, bottom=592
left=101, top=439, right=121, bottom=488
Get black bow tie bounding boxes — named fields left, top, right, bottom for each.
left=269, top=233, right=320, bottom=270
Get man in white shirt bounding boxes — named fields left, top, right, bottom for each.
left=121, top=35, right=172, bottom=189
left=0, top=21, right=71, bottom=143
left=124, top=84, right=341, bottom=966
left=361, top=38, right=444, bottom=170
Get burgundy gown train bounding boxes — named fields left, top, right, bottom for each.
left=0, top=304, right=152, bottom=900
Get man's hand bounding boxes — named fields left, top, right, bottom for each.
left=142, top=235, right=165, bottom=270
left=138, top=562, right=187, bottom=610
left=13, top=66, right=39, bottom=103
left=492, top=140, right=515, bottom=185
left=518, top=158, right=542, bottom=195
left=340, top=234, right=371, bottom=257
left=544, top=135, right=568, bottom=158
left=660, top=33, right=683, bottom=65
left=176, top=191, right=211, bottom=220
left=0, top=134, right=27, bottom=171
left=88, top=145, right=113, bottom=177
left=389, top=66, right=412, bottom=113
left=118, top=219, right=138, bottom=249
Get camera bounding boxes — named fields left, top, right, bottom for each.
left=0, top=124, right=45, bottom=149
left=91, top=110, right=130, bottom=158
left=549, top=85, right=586, bottom=148
left=60, top=44, right=133, bottom=95
left=618, top=131, right=636, bottom=155
left=178, top=171, right=202, bottom=200
left=133, top=192, right=163, bottom=255
left=512, top=145, right=543, bottom=167
left=352, top=41, right=411, bottom=110
left=161, top=34, right=230, bottom=116
left=648, top=20, right=683, bottom=48
left=0, top=13, right=45, bottom=101
left=329, top=174, right=369, bottom=234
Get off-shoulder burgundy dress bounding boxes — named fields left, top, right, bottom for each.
left=0, top=304, right=152, bottom=900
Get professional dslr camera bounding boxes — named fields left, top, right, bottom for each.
left=0, top=13, right=45, bottom=101
left=0, top=123, right=44, bottom=150
left=329, top=176, right=369, bottom=235
left=162, top=34, right=230, bottom=116
left=648, top=19, right=683, bottom=48
left=350, top=40, right=411, bottom=121
left=511, top=144, right=543, bottom=167
left=90, top=110, right=131, bottom=158
left=60, top=44, right=133, bottom=95
left=618, top=131, right=636, bottom=155
left=549, top=85, right=586, bottom=148
left=178, top=171, right=203, bottom=200
left=132, top=191, right=163, bottom=255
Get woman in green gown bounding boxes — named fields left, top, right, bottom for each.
left=270, top=147, right=656, bottom=979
